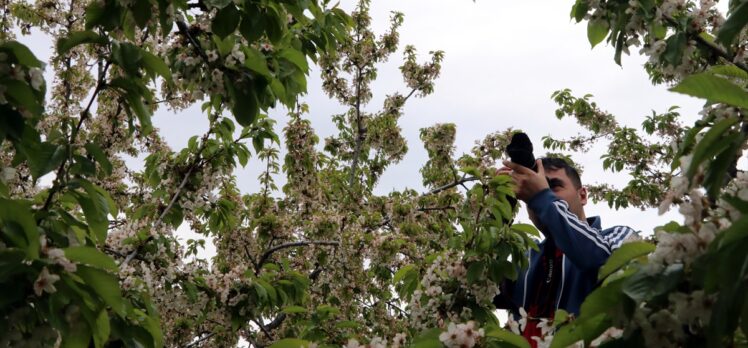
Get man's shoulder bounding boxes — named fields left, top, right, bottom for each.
left=601, top=225, right=641, bottom=249
left=601, top=225, right=637, bottom=235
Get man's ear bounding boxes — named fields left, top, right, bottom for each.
left=579, top=186, right=588, bottom=206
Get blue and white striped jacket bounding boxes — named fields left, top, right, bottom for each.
left=506, top=188, right=638, bottom=316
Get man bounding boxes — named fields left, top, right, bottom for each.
left=494, top=157, right=638, bottom=343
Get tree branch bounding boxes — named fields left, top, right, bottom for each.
left=184, top=332, right=215, bottom=348
left=255, top=241, right=339, bottom=272
left=40, top=60, right=111, bottom=213
left=417, top=205, right=456, bottom=212
left=262, top=313, right=287, bottom=331
left=662, top=15, right=748, bottom=73
left=253, top=318, right=273, bottom=339
left=121, top=127, right=213, bottom=267
left=422, top=176, right=478, bottom=196
left=348, top=66, right=365, bottom=187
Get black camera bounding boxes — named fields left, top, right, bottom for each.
left=506, top=132, right=537, bottom=172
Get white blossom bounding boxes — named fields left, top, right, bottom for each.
left=28, top=67, right=44, bottom=91
left=439, top=321, right=484, bottom=348
left=34, top=267, right=60, bottom=296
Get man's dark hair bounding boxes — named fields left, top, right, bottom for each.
left=541, top=157, right=582, bottom=189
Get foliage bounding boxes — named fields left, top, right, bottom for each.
left=537, top=0, right=748, bottom=346
left=7, top=0, right=748, bottom=346
left=1, top=0, right=537, bottom=346
left=1, top=0, right=349, bottom=345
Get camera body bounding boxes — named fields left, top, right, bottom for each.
left=506, top=132, right=537, bottom=172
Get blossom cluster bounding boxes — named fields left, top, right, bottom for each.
left=438, top=321, right=485, bottom=348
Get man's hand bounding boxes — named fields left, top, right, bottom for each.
left=502, top=159, right=549, bottom=202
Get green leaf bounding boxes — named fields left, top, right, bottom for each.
left=411, top=328, right=443, bottom=348
left=0, top=199, right=40, bottom=259
left=717, top=0, right=748, bottom=45
left=3, top=41, right=42, bottom=67
left=708, top=281, right=745, bottom=345
left=485, top=328, right=531, bottom=348
left=157, top=0, right=172, bottom=38
left=269, top=339, right=310, bottom=348
left=76, top=265, right=127, bottom=317
left=140, top=50, right=172, bottom=83
left=687, top=117, right=740, bottom=178
left=26, top=142, right=65, bottom=179
left=466, top=261, right=485, bottom=284
left=550, top=313, right=610, bottom=348
left=263, top=5, right=284, bottom=43
left=212, top=4, right=240, bottom=39
left=570, top=0, right=589, bottom=23
left=613, top=31, right=624, bottom=66
left=598, top=241, right=655, bottom=280
left=212, top=35, right=235, bottom=56
left=653, top=22, right=667, bottom=39
left=278, top=47, right=309, bottom=73
left=74, top=181, right=111, bottom=243
left=334, top=320, right=359, bottom=329
left=244, top=47, right=273, bottom=78
left=715, top=212, right=748, bottom=250
left=282, top=305, right=307, bottom=314
left=57, top=31, right=109, bottom=55
left=126, top=93, right=153, bottom=135
left=85, top=0, right=122, bottom=31
left=704, top=133, right=744, bottom=199
left=722, top=195, right=748, bottom=214
left=587, top=19, right=609, bottom=48
left=226, top=79, right=260, bottom=127
left=622, top=263, right=683, bottom=303
left=0, top=249, right=28, bottom=281
left=670, top=72, right=748, bottom=109
left=553, top=309, right=569, bottom=327
left=85, top=143, right=112, bottom=175
left=111, top=42, right=143, bottom=77
left=92, top=309, right=111, bottom=348
left=236, top=144, right=250, bottom=167
left=62, top=316, right=92, bottom=348
left=64, top=246, right=118, bottom=271
left=239, top=6, right=264, bottom=43
left=662, top=32, right=687, bottom=66
left=580, top=278, right=625, bottom=317
left=709, top=64, right=748, bottom=80
left=512, top=223, right=540, bottom=237
left=131, top=0, right=153, bottom=28
left=316, top=304, right=340, bottom=315
left=3, top=78, right=43, bottom=116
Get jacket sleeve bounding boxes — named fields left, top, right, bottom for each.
left=602, top=226, right=640, bottom=250
left=527, top=189, right=611, bottom=270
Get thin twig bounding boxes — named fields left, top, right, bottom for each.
left=255, top=240, right=340, bottom=272
left=422, top=176, right=478, bottom=196
left=253, top=319, right=273, bottom=339
left=122, top=160, right=198, bottom=266
left=184, top=332, right=215, bottom=348
left=122, top=128, right=213, bottom=266
left=262, top=313, right=287, bottom=331
left=417, top=205, right=456, bottom=212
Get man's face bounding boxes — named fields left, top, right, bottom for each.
left=528, top=167, right=588, bottom=225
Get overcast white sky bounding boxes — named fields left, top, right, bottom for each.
left=20, top=0, right=711, bottom=258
